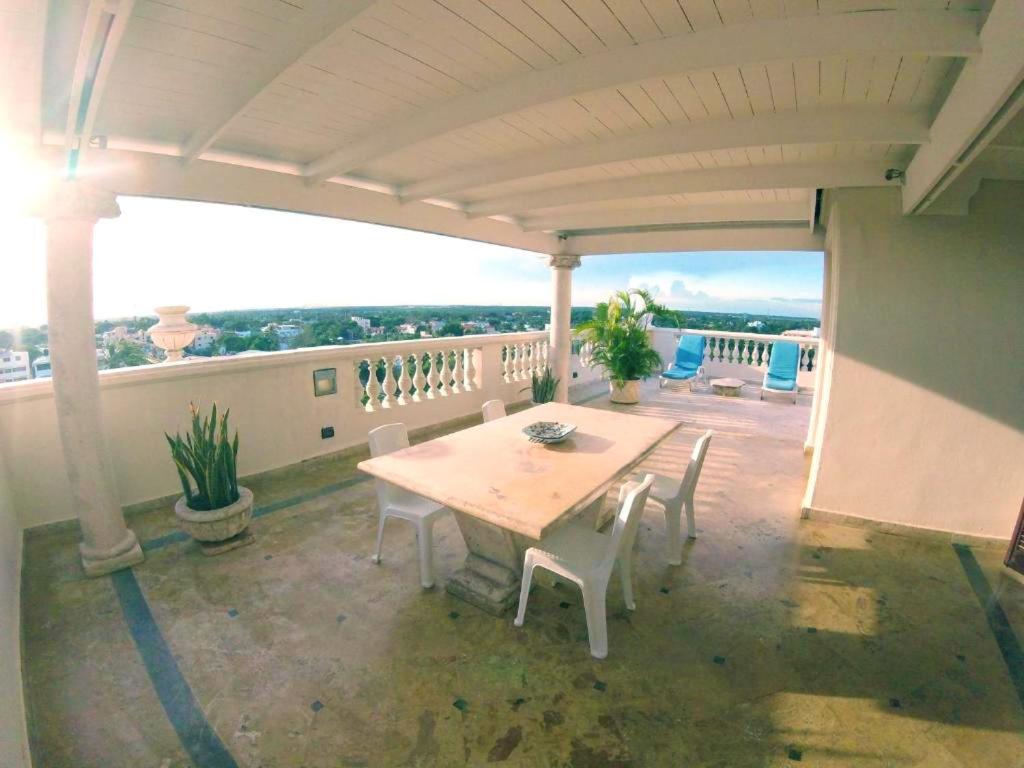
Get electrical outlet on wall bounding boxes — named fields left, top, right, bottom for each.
left=321, top=426, right=335, bottom=440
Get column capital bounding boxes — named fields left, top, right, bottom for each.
left=548, top=253, right=581, bottom=270
left=32, top=180, right=120, bottom=222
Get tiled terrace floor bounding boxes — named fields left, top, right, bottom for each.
left=21, top=381, right=1024, bottom=767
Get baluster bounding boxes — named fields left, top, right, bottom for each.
left=451, top=347, right=464, bottom=393
left=463, top=347, right=476, bottom=391
left=397, top=354, right=412, bottom=404
left=511, top=344, right=522, bottom=381
left=380, top=355, right=396, bottom=408
left=412, top=352, right=426, bottom=401
left=503, top=344, right=513, bottom=382
left=356, top=360, right=370, bottom=409
left=427, top=350, right=440, bottom=398
left=364, top=358, right=381, bottom=411
left=438, top=349, right=452, bottom=396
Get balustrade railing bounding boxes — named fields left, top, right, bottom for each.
left=650, top=327, right=820, bottom=386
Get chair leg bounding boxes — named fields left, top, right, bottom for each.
left=514, top=559, right=536, bottom=627
left=581, top=581, right=609, bottom=659
left=618, top=552, right=636, bottom=611
left=415, top=519, right=435, bottom=589
left=663, top=499, right=684, bottom=566
left=684, top=495, right=697, bottom=539
left=371, top=513, right=387, bottom=564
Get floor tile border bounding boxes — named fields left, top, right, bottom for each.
left=953, top=543, right=1024, bottom=710
left=111, top=569, right=239, bottom=768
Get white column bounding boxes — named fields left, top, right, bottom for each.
left=34, top=182, right=144, bottom=576
left=548, top=253, right=581, bottom=403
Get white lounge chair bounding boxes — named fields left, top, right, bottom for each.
left=368, top=423, right=450, bottom=589
left=481, top=399, right=506, bottom=422
left=646, top=430, right=713, bottom=565
left=514, top=474, right=654, bottom=659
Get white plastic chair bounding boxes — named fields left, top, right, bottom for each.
left=368, top=423, right=450, bottom=589
left=647, top=430, right=713, bottom=565
left=481, top=399, right=506, bottom=422
left=514, top=474, right=655, bottom=659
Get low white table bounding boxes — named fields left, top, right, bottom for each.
left=358, top=402, right=679, bottom=614
left=711, top=377, right=745, bottom=396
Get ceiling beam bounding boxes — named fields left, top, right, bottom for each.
left=902, top=0, right=1024, bottom=214
left=78, top=0, right=136, bottom=159
left=466, top=163, right=897, bottom=218
left=520, top=202, right=809, bottom=233
left=400, top=107, right=929, bottom=202
left=567, top=225, right=824, bottom=256
left=304, top=10, right=979, bottom=184
left=181, top=0, right=376, bottom=163
left=64, top=0, right=107, bottom=152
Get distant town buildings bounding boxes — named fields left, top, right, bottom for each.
left=398, top=323, right=419, bottom=335
left=190, top=326, right=221, bottom=352
left=746, top=320, right=766, bottom=330
left=0, top=350, right=30, bottom=383
left=101, top=325, right=145, bottom=346
left=351, top=316, right=372, bottom=331
left=32, top=356, right=51, bottom=379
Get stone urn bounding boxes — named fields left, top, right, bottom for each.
left=149, top=305, right=198, bottom=362
left=609, top=379, right=641, bottom=404
left=174, top=486, right=253, bottom=543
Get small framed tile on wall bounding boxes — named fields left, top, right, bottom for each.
left=313, top=368, right=337, bottom=397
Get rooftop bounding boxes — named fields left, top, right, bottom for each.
left=21, top=381, right=1024, bottom=766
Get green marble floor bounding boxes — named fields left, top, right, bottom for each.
left=20, top=382, right=1024, bottom=766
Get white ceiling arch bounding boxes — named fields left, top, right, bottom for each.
left=3, top=0, right=1018, bottom=254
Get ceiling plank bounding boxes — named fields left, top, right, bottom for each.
left=304, top=10, right=979, bottom=183
left=466, top=162, right=898, bottom=217
left=520, top=201, right=810, bottom=232
left=400, top=106, right=929, bottom=201
left=902, top=0, right=1024, bottom=214
left=181, top=0, right=376, bottom=163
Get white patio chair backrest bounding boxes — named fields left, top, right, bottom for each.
left=481, top=399, right=506, bottom=422
left=680, top=430, right=714, bottom=498
left=368, top=423, right=419, bottom=509
left=600, top=474, right=655, bottom=572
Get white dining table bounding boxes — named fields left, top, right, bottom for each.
left=358, top=402, right=680, bottom=614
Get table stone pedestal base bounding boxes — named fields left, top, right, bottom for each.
left=447, top=513, right=526, bottom=616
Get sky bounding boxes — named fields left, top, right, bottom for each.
left=1, top=196, right=822, bottom=328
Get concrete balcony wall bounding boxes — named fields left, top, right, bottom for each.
left=0, top=332, right=601, bottom=530
left=650, top=327, right=819, bottom=389
left=805, top=184, right=1024, bottom=540
left=0, top=450, right=30, bottom=768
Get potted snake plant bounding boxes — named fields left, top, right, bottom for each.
left=577, top=289, right=674, bottom=404
left=166, top=403, right=252, bottom=547
left=523, top=367, right=559, bottom=404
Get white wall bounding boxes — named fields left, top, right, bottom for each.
left=805, top=183, right=1024, bottom=539
left=0, top=333, right=601, bottom=529
left=0, top=449, right=31, bottom=768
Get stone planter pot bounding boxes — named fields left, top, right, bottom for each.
left=149, top=305, right=197, bottom=363
left=174, top=486, right=253, bottom=542
left=609, top=379, right=641, bottom=404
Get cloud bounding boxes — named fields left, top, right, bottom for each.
left=623, top=272, right=820, bottom=318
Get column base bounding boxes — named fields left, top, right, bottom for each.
left=79, top=529, right=144, bottom=577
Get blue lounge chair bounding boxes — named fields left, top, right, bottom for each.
left=761, top=341, right=800, bottom=403
left=660, top=334, right=705, bottom=389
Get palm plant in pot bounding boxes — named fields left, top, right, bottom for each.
left=166, top=403, right=253, bottom=550
left=577, top=289, right=674, bottom=404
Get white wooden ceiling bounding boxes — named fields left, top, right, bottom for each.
left=3, top=0, right=1022, bottom=254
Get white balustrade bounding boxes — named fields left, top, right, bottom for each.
left=650, top=328, right=820, bottom=388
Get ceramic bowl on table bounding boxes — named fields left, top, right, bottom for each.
left=522, top=421, right=577, bottom=444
